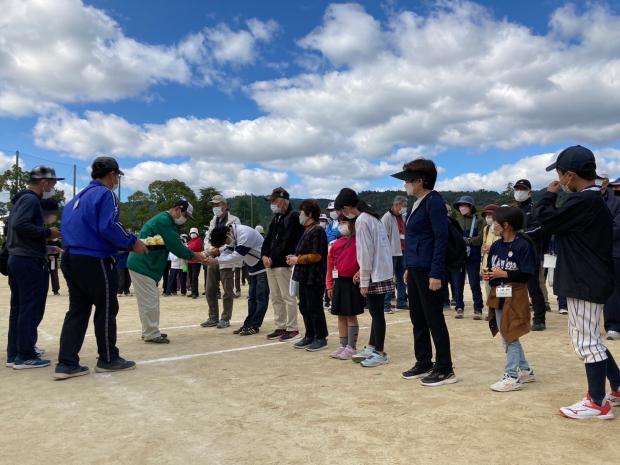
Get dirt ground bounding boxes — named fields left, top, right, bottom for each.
left=1, top=275, right=619, bottom=465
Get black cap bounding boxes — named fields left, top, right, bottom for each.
left=390, top=169, right=425, bottom=182
left=513, top=179, right=532, bottom=190
left=28, top=165, right=64, bottom=181
left=265, top=187, right=290, bottom=201
left=91, top=156, right=124, bottom=178
left=172, top=198, right=194, bottom=219
left=546, top=145, right=596, bottom=172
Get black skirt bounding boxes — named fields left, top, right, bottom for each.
left=331, top=277, right=364, bottom=316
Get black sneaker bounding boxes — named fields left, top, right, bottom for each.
left=54, top=364, right=90, bottom=380
left=473, top=312, right=483, bottom=320
left=420, top=369, right=458, bottom=386
left=532, top=322, right=546, bottom=331
left=279, top=330, right=299, bottom=341
left=455, top=308, right=464, bottom=319
left=200, top=318, right=218, bottom=328
left=402, top=363, right=434, bottom=380
left=145, top=335, right=170, bottom=344
left=240, top=327, right=259, bottom=336
left=94, top=357, right=136, bottom=373
left=266, top=329, right=286, bottom=340
left=293, top=336, right=314, bottom=349
left=233, top=326, right=246, bottom=335
left=306, top=339, right=328, bottom=352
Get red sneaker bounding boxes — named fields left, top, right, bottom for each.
left=266, top=329, right=286, bottom=340
left=279, top=330, right=300, bottom=342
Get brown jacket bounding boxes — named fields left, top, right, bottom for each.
left=486, top=282, right=531, bottom=343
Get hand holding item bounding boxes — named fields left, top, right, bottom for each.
left=548, top=180, right=561, bottom=193
left=132, top=240, right=148, bottom=255
left=429, top=277, right=442, bottom=291
left=286, top=255, right=299, bottom=266
left=204, top=257, right=219, bottom=266
left=48, top=227, right=60, bottom=240
left=490, top=267, right=508, bottom=279
left=482, top=268, right=492, bottom=281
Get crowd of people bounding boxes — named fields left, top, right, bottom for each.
left=4, top=145, right=620, bottom=420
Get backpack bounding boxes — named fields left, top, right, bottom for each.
left=423, top=196, right=467, bottom=272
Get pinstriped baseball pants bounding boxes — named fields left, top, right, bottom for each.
left=567, top=298, right=608, bottom=364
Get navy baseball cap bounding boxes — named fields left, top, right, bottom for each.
left=91, top=157, right=124, bottom=177
left=390, top=169, right=425, bottom=181
left=513, top=179, right=532, bottom=190
left=546, top=145, right=596, bottom=172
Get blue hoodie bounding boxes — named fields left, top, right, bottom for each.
left=61, top=181, right=137, bottom=258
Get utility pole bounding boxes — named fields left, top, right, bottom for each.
left=250, top=193, right=254, bottom=226
left=14, top=150, right=19, bottom=192
left=118, top=175, right=122, bottom=201
left=72, top=164, right=77, bottom=197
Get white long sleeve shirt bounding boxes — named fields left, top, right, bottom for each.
left=208, top=212, right=241, bottom=269
left=355, top=212, right=394, bottom=288
left=215, top=224, right=266, bottom=276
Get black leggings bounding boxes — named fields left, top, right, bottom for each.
left=367, top=293, right=387, bottom=352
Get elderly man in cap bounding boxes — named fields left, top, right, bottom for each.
left=5, top=166, right=62, bottom=369
left=381, top=195, right=409, bottom=313
left=54, top=157, right=148, bottom=380
left=128, top=199, right=205, bottom=343
left=261, top=187, right=304, bottom=341
left=451, top=195, right=484, bottom=319
left=201, top=194, right=240, bottom=329
left=603, top=176, right=620, bottom=340
left=513, top=178, right=549, bottom=330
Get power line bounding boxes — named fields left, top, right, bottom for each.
left=0, top=148, right=76, bottom=167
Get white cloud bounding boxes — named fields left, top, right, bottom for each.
left=120, top=160, right=287, bottom=198
left=298, top=3, right=383, bottom=66
left=0, top=0, right=279, bottom=115
left=435, top=148, right=620, bottom=191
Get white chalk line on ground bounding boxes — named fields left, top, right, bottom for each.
left=136, top=319, right=411, bottom=366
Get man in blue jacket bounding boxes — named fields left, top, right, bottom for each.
left=6, top=166, right=62, bottom=369
left=54, top=157, right=148, bottom=380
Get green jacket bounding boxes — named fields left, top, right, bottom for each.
left=127, top=212, right=194, bottom=282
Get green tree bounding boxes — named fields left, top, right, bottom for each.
left=148, top=179, right=197, bottom=211
left=0, top=164, right=30, bottom=200
left=120, top=190, right=157, bottom=232
left=496, top=182, right=516, bottom=206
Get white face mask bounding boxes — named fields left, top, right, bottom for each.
left=345, top=213, right=357, bottom=220
left=174, top=216, right=187, bottom=225
left=595, top=179, right=604, bottom=187
left=213, top=207, right=222, bottom=217
left=299, top=212, right=308, bottom=226
left=338, top=223, right=350, bottom=236
left=270, top=204, right=281, bottom=214
left=514, top=190, right=530, bottom=202
left=42, top=188, right=55, bottom=199
left=329, top=211, right=338, bottom=221
left=405, top=183, right=415, bottom=196
left=190, top=233, right=198, bottom=238
left=399, top=207, right=407, bottom=217
left=458, top=206, right=471, bottom=216
left=485, top=216, right=494, bottom=226
left=320, top=221, right=327, bottom=228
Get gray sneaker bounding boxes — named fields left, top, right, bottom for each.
left=217, top=319, right=230, bottom=329
left=607, top=330, right=620, bottom=341
left=200, top=318, right=218, bottom=328
left=352, top=346, right=374, bottom=363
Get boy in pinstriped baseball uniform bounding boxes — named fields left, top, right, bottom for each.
left=536, top=146, right=620, bottom=419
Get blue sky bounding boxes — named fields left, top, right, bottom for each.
left=1, top=0, right=620, bottom=200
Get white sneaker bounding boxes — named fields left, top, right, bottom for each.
left=607, top=330, right=620, bottom=341
left=518, top=368, right=536, bottom=384
left=352, top=346, right=374, bottom=363
left=490, top=374, right=522, bottom=392
left=559, top=396, right=614, bottom=420
left=558, top=308, right=568, bottom=315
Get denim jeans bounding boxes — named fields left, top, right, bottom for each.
left=7, top=255, right=49, bottom=361
left=450, top=261, right=484, bottom=312
left=384, top=255, right=407, bottom=309
left=166, top=268, right=187, bottom=295
left=243, top=272, right=270, bottom=329
left=495, top=308, right=530, bottom=378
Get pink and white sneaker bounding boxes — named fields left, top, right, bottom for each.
left=559, top=395, right=614, bottom=420
left=337, top=346, right=357, bottom=360
left=330, top=346, right=346, bottom=359
left=607, top=390, right=620, bottom=407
